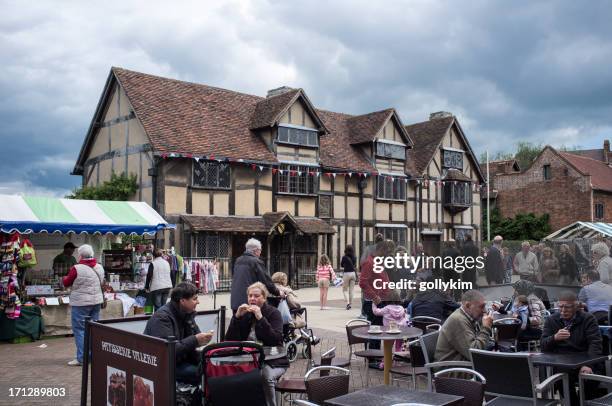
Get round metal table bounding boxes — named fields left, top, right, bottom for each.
left=352, top=326, right=422, bottom=385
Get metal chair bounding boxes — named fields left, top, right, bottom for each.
left=276, top=332, right=314, bottom=406
left=579, top=372, right=612, bottom=406
left=312, top=346, right=350, bottom=368
left=292, top=400, right=319, bottom=406
left=493, top=317, right=522, bottom=351
left=420, top=331, right=472, bottom=391
left=411, top=316, right=442, bottom=333
left=345, top=318, right=384, bottom=386
left=470, top=348, right=570, bottom=406
left=426, top=323, right=442, bottom=332
left=390, top=339, right=427, bottom=389
left=304, top=366, right=350, bottom=404
left=433, top=367, right=486, bottom=406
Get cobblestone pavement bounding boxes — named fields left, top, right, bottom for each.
left=0, top=288, right=425, bottom=405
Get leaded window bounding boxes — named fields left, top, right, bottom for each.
left=443, top=181, right=472, bottom=206
left=376, top=176, right=406, bottom=200
left=377, top=227, right=407, bottom=248
left=277, top=164, right=318, bottom=195
left=277, top=126, right=318, bottom=147
left=195, top=233, right=229, bottom=258
left=376, top=142, right=406, bottom=160
left=442, top=150, right=464, bottom=170
left=193, top=161, right=230, bottom=189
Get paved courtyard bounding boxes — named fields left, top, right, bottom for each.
left=0, top=287, right=425, bottom=405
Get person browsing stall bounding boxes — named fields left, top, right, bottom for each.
left=225, top=282, right=288, bottom=406
left=144, top=249, right=174, bottom=311
left=143, top=282, right=213, bottom=385
left=53, top=242, right=78, bottom=275
left=435, top=290, right=494, bottom=363
left=62, top=244, right=105, bottom=367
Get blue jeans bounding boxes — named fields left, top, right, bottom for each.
left=151, top=288, right=170, bottom=311
left=71, top=304, right=101, bottom=363
left=176, top=361, right=200, bottom=385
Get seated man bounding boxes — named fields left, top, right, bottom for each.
left=578, top=270, right=612, bottom=324
left=435, top=290, right=493, bottom=363
left=225, top=282, right=288, bottom=406
left=541, top=291, right=603, bottom=404
left=144, top=282, right=213, bottom=385
left=409, top=276, right=459, bottom=321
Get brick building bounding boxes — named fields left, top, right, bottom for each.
left=494, top=143, right=612, bottom=231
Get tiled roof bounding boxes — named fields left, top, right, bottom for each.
left=249, top=88, right=301, bottom=130
left=346, top=109, right=394, bottom=144
left=404, top=116, right=454, bottom=175
left=113, top=68, right=276, bottom=162
left=444, top=169, right=472, bottom=182
left=478, top=159, right=521, bottom=176
left=181, top=213, right=335, bottom=234
left=559, top=152, right=612, bottom=192
left=567, top=149, right=605, bottom=162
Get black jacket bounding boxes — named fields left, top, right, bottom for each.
left=143, top=301, right=201, bottom=364
left=461, top=241, right=480, bottom=285
left=485, top=245, right=504, bottom=284
left=230, top=252, right=279, bottom=311
left=558, top=253, right=578, bottom=281
left=411, top=290, right=459, bottom=321
left=540, top=311, right=602, bottom=355
left=225, top=303, right=288, bottom=368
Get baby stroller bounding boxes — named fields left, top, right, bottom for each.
left=283, top=307, right=320, bottom=362
left=201, top=341, right=266, bottom=406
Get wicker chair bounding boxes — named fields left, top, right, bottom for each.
left=433, top=367, right=486, bottom=406
left=579, top=372, right=612, bottom=406
left=275, top=333, right=313, bottom=406
left=420, top=331, right=472, bottom=391
left=304, top=366, right=350, bottom=405
left=425, top=323, right=442, bottom=332
left=292, top=400, right=319, bottom=406
left=411, top=316, right=442, bottom=333
left=470, top=348, right=570, bottom=406
left=390, top=339, right=427, bottom=389
left=345, top=318, right=384, bottom=387
left=312, top=346, right=350, bottom=368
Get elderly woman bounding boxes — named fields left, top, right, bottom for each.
left=592, top=242, right=612, bottom=284
left=558, top=244, right=578, bottom=285
left=539, top=247, right=560, bottom=284
left=62, top=244, right=105, bottom=366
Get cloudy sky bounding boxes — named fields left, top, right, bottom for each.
left=2, top=0, right=612, bottom=196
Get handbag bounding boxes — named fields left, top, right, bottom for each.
left=89, top=265, right=107, bottom=309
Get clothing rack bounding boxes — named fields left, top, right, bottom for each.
left=183, top=257, right=220, bottom=308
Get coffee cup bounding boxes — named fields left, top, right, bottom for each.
left=389, top=321, right=398, bottom=331
left=370, top=325, right=381, bottom=332
left=270, top=347, right=278, bottom=355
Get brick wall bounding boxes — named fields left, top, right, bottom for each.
left=494, top=147, right=593, bottom=231
left=593, top=192, right=612, bottom=222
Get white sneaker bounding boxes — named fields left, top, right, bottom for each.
left=68, top=359, right=82, bottom=366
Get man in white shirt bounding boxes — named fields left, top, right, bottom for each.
left=514, top=241, right=539, bottom=281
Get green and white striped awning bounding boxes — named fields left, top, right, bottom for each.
left=0, top=194, right=174, bottom=235
left=544, top=221, right=612, bottom=240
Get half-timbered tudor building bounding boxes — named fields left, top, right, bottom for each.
left=73, top=68, right=484, bottom=287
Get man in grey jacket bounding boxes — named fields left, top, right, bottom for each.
left=230, top=238, right=280, bottom=314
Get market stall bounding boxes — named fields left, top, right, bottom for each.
left=0, top=194, right=175, bottom=338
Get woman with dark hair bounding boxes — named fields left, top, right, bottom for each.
left=341, top=245, right=357, bottom=310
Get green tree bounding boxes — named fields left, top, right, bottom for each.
left=68, top=172, right=138, bottom=201
left=513, top=142, right=543, bottom=170
left=482, top=208, right=550, bottom=241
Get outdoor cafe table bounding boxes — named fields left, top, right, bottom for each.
left=530, top=352, right=610, bottom=377
left=352, top=325, right=422, bottom=385
left=324, top=385, right=463, bottom=406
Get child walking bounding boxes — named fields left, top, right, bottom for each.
left=316, top=254, right=336, bottom=310
left=371, top=290, right=408, bottom=352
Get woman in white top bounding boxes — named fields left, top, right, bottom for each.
left=592, top=242, right=612, bottom=284
left=145, top=249, right=174, bottom=311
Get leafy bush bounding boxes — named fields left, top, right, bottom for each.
left=68, top=172, right=138, bottom=201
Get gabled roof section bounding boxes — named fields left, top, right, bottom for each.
left=250, top=89, right=328, bottom=133
left=558, top=151, right=612, bottom=192
left=347, top=108, right=413, bottom=146
left=478, top=159, right=521, bottom=176
left=405, top=116, right=484, bottom=182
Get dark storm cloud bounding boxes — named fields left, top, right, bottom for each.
left=1, top=0, right=611, bottom=195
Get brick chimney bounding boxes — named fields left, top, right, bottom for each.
left=429, top=111, right=453, bottom=120
left=604, top=139, right=610, bottom=164
left=267, top=86, right=294, bottom=98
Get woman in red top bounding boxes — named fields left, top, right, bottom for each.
left=316, top=254, right=336, bottom=310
